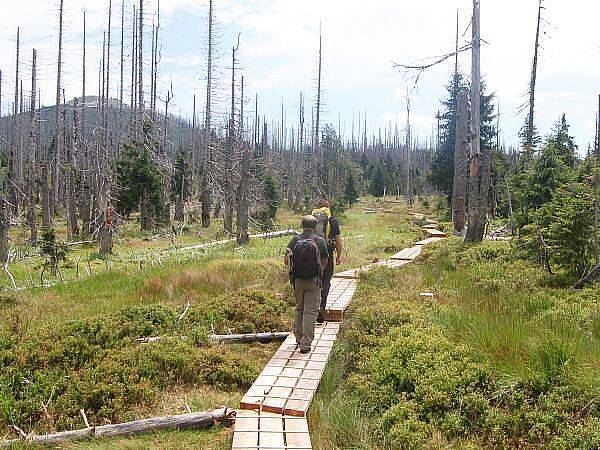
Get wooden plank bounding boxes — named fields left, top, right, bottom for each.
left=285, top=417, right=309, bottom=433
left=415, top=237, right=445, bottom=246
left=425, top=228, right=448, bottom=237
left=332, top=268, right=360, bottom=279
left=323, top=309, right=343, bottom=321
left=259, top=431, right=285, bottom=448
left=390, top=246, right=422, bottom=261
left=231, top=431, right=258, bottom=449
left=284, top=399, right=310, bottom=417
left=285, top=431, right=312, bottom=449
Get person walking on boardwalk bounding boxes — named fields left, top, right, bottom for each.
left=311, top=199, right=343, bottom=323
left=285, top=215, right=329, bottom=353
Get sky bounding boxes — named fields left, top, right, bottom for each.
left=0, top=0, right=598, bottom=154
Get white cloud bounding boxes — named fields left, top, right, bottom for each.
left=0, top=0, right=598, bottom=152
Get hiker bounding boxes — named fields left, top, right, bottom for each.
left=312, top=199, right=343, bottom=323
left=285, top=215, right=329, bottom=353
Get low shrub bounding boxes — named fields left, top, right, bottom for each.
left=0, top=289, right=289, bottom=434
left=326, top=244, right=600, bottom=448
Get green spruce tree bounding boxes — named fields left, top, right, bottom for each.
left=344, top=171, right=359, bottom=207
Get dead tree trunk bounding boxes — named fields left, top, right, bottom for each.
left=137, top=0, right=144, bottom=139
left=41, top=163, right=51, bottom=227
left=296, top=91, right=306, bottom=211
left=80, top=10, right=92, bottom=235
left=224, top=36, right=240, bottom=235
left=162, top=89, right=173, bottom=227
left=452, top=89, right=468, bottom=234
left=406, top=95, right=414, bottom=206
left=67, top=100, right=80, bottom=238
left=200, top=0, right=215, bottom=228
left=524, top=0, right=544, bottom=156
left=465, top=0, right=490, bottom=243
left=10, top=28, right=21, bottom=214
left=313, top=26, right=323, bottom=193
left=236, top=76, right=250, bottom=245
left=595, top=95, right=600, bottom=264
left=51, top=0, right=65, bottom=220
left=27, top=49, right=38, bottom=245
left=117, top=0, right=125, bottom=148
left=104, top=0, right=112, bottom=152
left=0, top=193, right=10, bottom=284
left=2, top=409, right=233, bottom=447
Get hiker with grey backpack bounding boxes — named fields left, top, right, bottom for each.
left=284, top=215, right=329, bottom=353
left=311, top=199, right=343, bottom=323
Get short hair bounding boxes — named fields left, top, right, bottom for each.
left=317, top=198, right=330, bottom=208
left=301, top=215, right=318, bottom=230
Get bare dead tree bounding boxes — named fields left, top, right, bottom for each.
left=104, top=0, right=113, bottom=151
left=200, top=0, right=215, bottom=228
left=465, top=0, right=491, bottom=243
left=137, top=0, right=144, bottom=139
left=236, top=76, right=250, bottom=245
left=406, top=95, right=414, bottom=205
left=452, top=89, right=468, bottom=234
left=298, top=91, right=307, bottom=210
left=0, top=191, right=11, bottom=287
left=52, top=0, right=65, bottom=220
left=117, top=0, right=125, bottom=148
left=522, top=0, right=544, bottom=156
left=10, top=28, right=21, bottom=214
left=67, top=100, right=81, bottom=238
left=595, top=94, right=600, bottom=265
left=162, top=86, right=173, bottom=227
left=224, top=34, right=240, bottom=235
left=130, top=4, right=137, bottom=130
left=27, top=49, right=38, bottom=246
left=80, top=10, right=92, bottom=236
left=313, top=25, right=323, bottom=193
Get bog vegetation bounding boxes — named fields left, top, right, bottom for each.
left=0, top=0, right=598, bottom=448
left=311, top=241, right=600, bottom=449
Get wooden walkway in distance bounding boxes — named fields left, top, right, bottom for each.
left=323, top=278, right=357, bottom=321
left=390, top=246, right=422, bottom=261
left=231, top=220, right=447, bottom=450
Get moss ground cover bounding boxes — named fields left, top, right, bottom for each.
left=311, top=238, right=600, bottom=449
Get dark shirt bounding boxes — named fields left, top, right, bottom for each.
left=329, top=217, right=341, bottom=240
left=287, top=231, right=329, bottom=260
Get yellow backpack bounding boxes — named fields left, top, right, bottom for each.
left=312, top=207, right=332, bottom=240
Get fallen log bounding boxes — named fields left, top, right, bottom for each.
left=1, top=408, right=234, bottom=447
left=209, top=332, right=290, bottom=343
left=136, top=336, right=188, bottom=343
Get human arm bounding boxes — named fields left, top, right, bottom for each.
left=284, top=238, right=295, bottom=266
left=330, top=218, right=343, bottom=265
left=334, top=235, right=343, bottom=265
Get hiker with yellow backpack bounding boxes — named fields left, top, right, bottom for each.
left=312, top=199, right=343, bottom=323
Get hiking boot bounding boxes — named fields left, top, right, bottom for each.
left=300, top=347, right=311, bottom=354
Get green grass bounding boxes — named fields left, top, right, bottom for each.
left=311, top=236, right=600, bottom=449
left=0, top=199, right=427, bottom=448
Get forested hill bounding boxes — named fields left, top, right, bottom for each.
left=0, top=96, right=193, bottom=151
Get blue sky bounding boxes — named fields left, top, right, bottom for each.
left=1, top=0, right=599, bottom=154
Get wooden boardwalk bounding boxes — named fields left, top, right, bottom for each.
left=239, top=323, right=339, bottom=417
left=231, top=221, right=447, bottom=450
left=390, top=246, right=422, bottom=261
left=323, top=278, right=357, bottom=321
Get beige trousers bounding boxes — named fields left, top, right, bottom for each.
left=293, top=277, right=321, bottom=350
